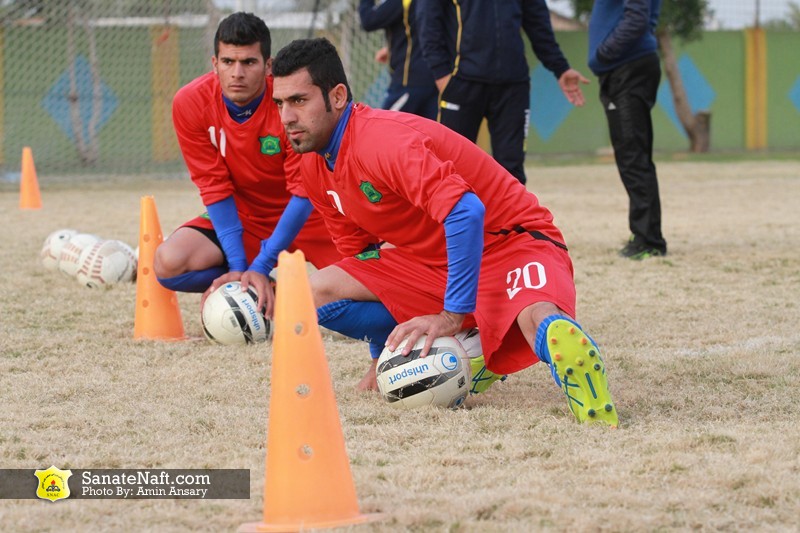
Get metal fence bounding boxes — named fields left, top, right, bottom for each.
left=0, top=0, right=383, bottom=178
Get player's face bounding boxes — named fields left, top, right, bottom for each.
left=212, top=42, right=269, bottom=106
left=272, top=68, right=346, bottom=154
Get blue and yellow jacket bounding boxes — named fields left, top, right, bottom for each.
left=359, top=0, right=436, bottom=89
left=417, top=0, right=571, bottom=84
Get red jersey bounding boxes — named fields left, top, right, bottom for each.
left=172, top=72, right=339, bottom=268
left=300, top=104, right=565, bottom=263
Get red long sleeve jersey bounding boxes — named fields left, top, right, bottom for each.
left=300, top=104, right=566, bottom=264
left=172, top=72, right=326, bottom=234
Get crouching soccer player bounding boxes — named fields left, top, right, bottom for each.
left=153, top=12, right=340, bottom=312
left=260, top=37, right=617, bottom=426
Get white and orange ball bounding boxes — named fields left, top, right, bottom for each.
left=58, top=233, right=102, bottom=278
left=76, top=239, right=138, bottom=289
left=40, top=229, right=78, bottom=270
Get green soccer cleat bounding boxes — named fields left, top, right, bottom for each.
left=535, top=316, right=618, bottom=427
left=468, top=354, right=507, bottom=395
left=454, top=328, right=507, bottom=395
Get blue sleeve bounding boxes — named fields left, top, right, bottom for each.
left=248, top=195, right=314, bottom=276
left=596, top=0, right=651, bottom=63
left=443, top=192, right=484, bottom=314
left=206, top=195, right=247, bottom=272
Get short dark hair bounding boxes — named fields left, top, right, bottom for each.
left=272, top=38, right=353, bottom=111
left=214, top=12, right=271, bottom=60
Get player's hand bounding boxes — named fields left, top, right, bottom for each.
left=240, top=270, right=275, bottom=319
left=386, top=310, right=464, bottom=358
left=435, top=74, right=451, bottom=93
left=200, top=271, right=243, bottom=310
left=558, top=68, right=590, bottom=107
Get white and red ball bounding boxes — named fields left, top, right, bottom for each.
left=76, top=239, right=138, bottom=288
left=57, top=233, right=102, bottom=278
left=201, top=281, right=272, bottom=345
left=376, top=335, right=471, bottom=409
left=40, top=229, right=78, bottom=270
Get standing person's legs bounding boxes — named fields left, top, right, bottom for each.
left=600, top=54, right=666, bottom=256
left=384, top=84, right=440, bottom=121
left=487, top=81, right=530, bottom=185
left=437, top=77, right=487, bottom=142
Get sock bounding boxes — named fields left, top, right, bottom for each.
left=157, top=266, right=227, bottom=293
left=317, top=299, right=396, bottom=359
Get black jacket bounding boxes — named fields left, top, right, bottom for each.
left=417, top=0, right=571, bottom=84
left=359, top=0, right=436, bottom=88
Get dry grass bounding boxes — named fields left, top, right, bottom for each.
left=1, top=160, right=799, bottom=532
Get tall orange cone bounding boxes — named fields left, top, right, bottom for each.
left=19, top=146, right=42, bottom=209
left=133, top=195, right=185, bottom=340
left=239, top=250, right=382, bottom=532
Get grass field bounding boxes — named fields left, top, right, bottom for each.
left=2, top=159, right=799, bottom=532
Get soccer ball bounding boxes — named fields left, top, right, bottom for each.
left=76, top=239, right=138, bottom=288
left=201, top=281, right=272, bottom=345
left=41, top=229, right=78, bottom=270
left=58, top=233, right=102, bottom=278
left=376, top=335, right=471, bottom=410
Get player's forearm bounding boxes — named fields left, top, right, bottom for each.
left=249, top=195, right=313, bottom=276
left=443, top=192, right=484, bottom=314
left=206, top=196, right=248, bottom=272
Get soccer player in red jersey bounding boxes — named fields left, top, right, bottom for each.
left=153, top=13, right=340, bottom=312
left=267, top=38, right=618, bottom=426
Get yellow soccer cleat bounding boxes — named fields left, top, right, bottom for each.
left=535, top=316, right=618, bottom=427
left=468, top=354, right=507, bottom=395
left=454, top=328, right=507, bottom=395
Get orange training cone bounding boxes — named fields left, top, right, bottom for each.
left=19, top=146, right=42, bottom=209
left=133, top=195, right=185, bottom=340
left=239, top=250, right=382, bottom=532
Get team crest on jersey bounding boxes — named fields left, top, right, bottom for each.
left=260, top=135, right=281, bottom=156
left=34, top=466, right=72, bottom=502
left=359, top=181, right=382, bottom=203
left=355, top=249, right=380, bottom=261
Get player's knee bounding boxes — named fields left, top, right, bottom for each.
left=309, top=267, right=342, bottom=307
left=153, top=242, right=186, bottom=278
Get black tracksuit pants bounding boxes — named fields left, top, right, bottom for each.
left=599, top=53, right=667, bottom=253
left=438, top=77, right=530, bottom=185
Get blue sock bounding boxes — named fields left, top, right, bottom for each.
left=317, top=299, right=396, bottom=359
left=157, top=266, right=227, bottom=293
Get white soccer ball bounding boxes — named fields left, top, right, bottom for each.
left=76, top=239, right=138, bottom=289
left=201, top=281, right=272, bottom=345
left=58, top=233, right=102, bottom=278
left=41, top=229, right=78, bottom=270
left=376, top=335, right=471, bottom=410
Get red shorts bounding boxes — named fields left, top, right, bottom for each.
left=339, top=232, right=576, bottom=374
left=181, top=213, right=341, bottom=270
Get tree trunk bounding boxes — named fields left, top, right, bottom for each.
left=84, top=14, right=101, bottom=165
left=66, top=6, right=100, bottom=166
left=66, top=7, right=89, bottom=163
left=657, top=29, right=710, bottom=152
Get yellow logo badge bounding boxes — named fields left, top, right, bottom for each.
left=34, top=466, right=72, bottom=502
